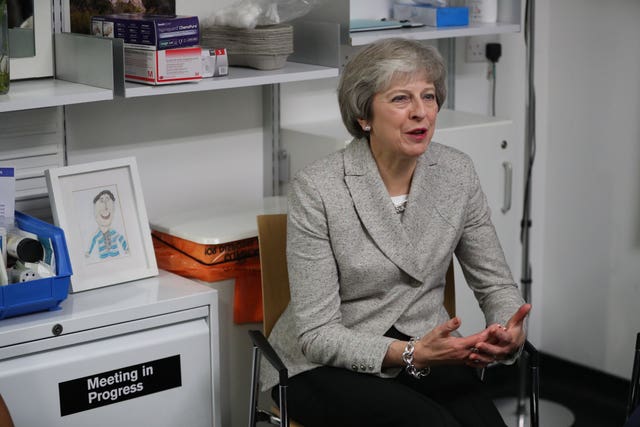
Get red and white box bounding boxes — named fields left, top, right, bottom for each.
left=125, top=46, right=203, bottom=85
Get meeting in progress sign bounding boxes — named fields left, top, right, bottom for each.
left=58, top=355, right=182, bottom=416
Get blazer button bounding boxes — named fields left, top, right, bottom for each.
left=351, top=364, right=359, bottom=371
left=368, top=365, right=374, bottom=371
left=360, top=364, right=366, bottom=371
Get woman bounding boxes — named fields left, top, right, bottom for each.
left=262, top=38, right=531, bottom=427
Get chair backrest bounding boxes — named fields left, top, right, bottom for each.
left=0, top=394, right=15, bottom=427
left=256, top=213, right=456, bottom=337
left=257, top=214, right=291, bottom=337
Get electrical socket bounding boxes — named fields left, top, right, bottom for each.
left=465, top=35, right=496, bottom=63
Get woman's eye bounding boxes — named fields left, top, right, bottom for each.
left=423, top=93, right=436, bottom=101
left=391, top=95, right=409, bottom=102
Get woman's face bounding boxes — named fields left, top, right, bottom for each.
left=363, top=75, right=438, bottom=161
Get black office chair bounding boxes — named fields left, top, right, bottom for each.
left=248, top=335, right=540, bottom=427
left=248, top=213, right=540, bottom=427
left=625, top=332, right=640, bottom=426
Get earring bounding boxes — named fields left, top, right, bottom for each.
left=363, top=125, right=371, bottom=132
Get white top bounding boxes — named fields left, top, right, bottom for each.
left=390, top=194, right=408, bottom=207
left=149, top=196, right=287, bottom=244
left=391, top=194, right=408, bottom=214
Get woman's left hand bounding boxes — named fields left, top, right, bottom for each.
left=466, top=303, right=532, bottom=367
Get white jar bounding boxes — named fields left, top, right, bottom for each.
left=468, top=0, right=498, bottom=24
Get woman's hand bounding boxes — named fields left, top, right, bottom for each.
left=410, top=317, right=497, bottom=369
left=466, top=303, right=532, bottom=367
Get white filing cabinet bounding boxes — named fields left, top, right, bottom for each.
left=0, top=270, right=221, bottom=427
left=433, top=110, right=519, bottom=336
left=149, top=197, right=287, bottom=427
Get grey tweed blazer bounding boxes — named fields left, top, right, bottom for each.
left=261, top=138, right=524, bottom=390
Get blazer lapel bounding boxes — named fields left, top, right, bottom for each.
left=343, top=139, right=424, bottom=281
left=401, top=147, right=448, bottom=277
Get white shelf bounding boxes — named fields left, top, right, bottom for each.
left=349, top=22, right=521, bottom=46
left=0, top=79, right=114, bottom=113
left=0, top=62, right=338, bottom=112
left=123, top=62, right=339, bottom=98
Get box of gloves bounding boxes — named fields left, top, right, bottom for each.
left=124, top=46, right=203, bottom=85
left=91, top=13, right=200, bottom=50
left=393, top=2, right=469, bottom=27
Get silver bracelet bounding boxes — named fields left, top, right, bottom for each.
left=401, top=337, right=431, bottom=379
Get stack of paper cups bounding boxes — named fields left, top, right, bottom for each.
left=468, top=0, right=498, bottom=23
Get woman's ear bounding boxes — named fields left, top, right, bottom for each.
left=357, top=119, right=371, bottom=132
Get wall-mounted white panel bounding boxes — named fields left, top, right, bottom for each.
left=63, top=88, right=265, bottom=221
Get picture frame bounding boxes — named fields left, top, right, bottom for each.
left=45, top=157, right=158, bottom=292
left=10, top=0, right=54, bottom=80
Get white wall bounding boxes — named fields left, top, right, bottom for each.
left=64, top=88, right=265, bottom=223
left=535, top=0, right=640, bottom=378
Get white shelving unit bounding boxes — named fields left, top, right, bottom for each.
left=123, top=62, right=337, bottom=99
left=349, top=22, right=521, bottom=46
left=0, top=79, right=113, bottom=113
left=290, top=0, right=521, bottom=67
left=0, top=63, right=338, bottom=113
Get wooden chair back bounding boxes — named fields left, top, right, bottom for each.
left=257, top=214, right=291, bottom=337
left=0, top=394, right=15, bottom=427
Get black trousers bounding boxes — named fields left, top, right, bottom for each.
left=272, top=328, right=507, bottom=427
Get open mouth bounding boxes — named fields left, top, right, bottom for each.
left=407, top=128, right=427, bottom=136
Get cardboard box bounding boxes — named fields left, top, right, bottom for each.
left=393, top=3, right=469, bottom=27
left=201, top=48, right=229, bottom=78
left=125, top=46, right=203, bottom=85
left=91, top=14, right=200, bottom=50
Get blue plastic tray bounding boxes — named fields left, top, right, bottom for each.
left=0, top=212, right=72, bottom=319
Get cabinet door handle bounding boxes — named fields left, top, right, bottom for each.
left=501, top=161, right=512, bottom=214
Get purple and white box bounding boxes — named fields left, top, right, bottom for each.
left=91, top=14, right=200, bottom=50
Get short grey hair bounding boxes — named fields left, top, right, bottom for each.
left=337, top=38, right=447, bottom=139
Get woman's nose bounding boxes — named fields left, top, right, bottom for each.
left=410, top=99, right=426, bottom=119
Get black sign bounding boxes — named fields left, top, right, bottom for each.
left=58, top=354, right=182, bottom=416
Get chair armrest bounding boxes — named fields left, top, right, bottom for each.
left=523, top=340, right=539, bottom=367
left=248, top=329, right=289, bottom=386
left=627, top=332, right=640, bottom=420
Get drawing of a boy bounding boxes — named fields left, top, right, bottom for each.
left=86, top=189, right=129, bottom=259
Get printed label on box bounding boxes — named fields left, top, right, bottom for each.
left=125, top=47, right=202, bottom=85
left=0, top=168, right=15, bottom=220
left=91, top=14, right=199, bottom=50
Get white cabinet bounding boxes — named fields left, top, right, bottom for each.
left=0, top=270, right=222, bottom=427
left=434, top=110, right=519, bottom=336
